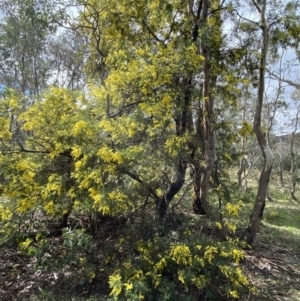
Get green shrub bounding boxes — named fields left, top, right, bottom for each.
left=107, top=234, right=252, bottom=301
left=19, top=228, right=96, bottom=285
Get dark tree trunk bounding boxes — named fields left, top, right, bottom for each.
left=191, top=160, right=206, bottom=215
left=156, top=76, right=191, bottom=217
left=157, top=159, right=187, bottom=218
left=243, top=167, right=272, bottom=244
left=61, top=212, right=70, bottom=228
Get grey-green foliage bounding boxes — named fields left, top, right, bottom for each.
left=0, top=0, right=67, bottom=94
left=47, top=29, right=88, bottom=90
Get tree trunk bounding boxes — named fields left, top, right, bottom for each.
left=243, top=0, right=273, bottom=245
left=277, top=150, right=284, bottom=187
left=157, top=159, right=187, bottom=218
left=237, top=99, right=248, bottom=190
left=191, top=160, right=206, bottom=214
left=243, top=166, right=272, bottom=243
left=237, top=156, right=247, bottom=189
left=190, top=0, right=217, bottom=215
left=290, top=105, right=300, bottom=202
left=157, top=75, right=192, bottom=217
left=198, top=59, right=215, bottom=215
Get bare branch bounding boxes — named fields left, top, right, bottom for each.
left=251, top=0, right=261, bottom=14
left=122, top=169, right=160, bottom=203
left=267, top=70, right=300, bottom=89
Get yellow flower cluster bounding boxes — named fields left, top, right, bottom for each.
left=108, top=191, right=127, bottom=203
left=44, top=175, right=62, bottom=196
left=234, top=267, right=249, bottom=286
left=16, top=199, right=34, bottom=213
left=225, top=201, right=242, bottom=217
left=215, top=221, right=222, bottom=229
left=124, top=282, right=133, bottom=291
left=109, top=273, right=122, bottom=297
left=170, top=244, right=192, bottom=265
left=72, top=147, right=83, bottom=159
left=89, top=188, right=109, bottom=214
left=224, top=220, right=237, bottom=233
left=0, top=117, right=12, bottom=140
left=164, top=136, right=187, bottom=157
left=0, top=205, right=12, bottom=221
left=131, top=269, right=144, bottom=280
left=71, top=120, right=88, bottom=136
left=229, top=290, right=239, bottom=299
left=268, top=211, right=278, bottom=218
left=177, top=270, right=185, bottom=284
left=97, top=146, right=123, bottom=164
left=154, top=257, right=167, bottom=272
left=19, top=238, right=33, bottom=251
left=16, top=160, right=33, bottom=171
left=204, top=246, right=218, bottom=264
left=219, top=265, right=249, bottom=294
left=23, top=170, right=36, bottom=182
left=191, top=274, right=207, bottom=289
left=232, top=249, right=244, bottom=264
left=44, top=201, right=55, bottom=214
left=137, top=241, right=152, bottom=259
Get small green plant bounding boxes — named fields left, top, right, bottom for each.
left=267, top=211, right=278, bottom=219
left=19, top=228, right=96, bottom=285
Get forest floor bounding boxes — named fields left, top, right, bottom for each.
left=242, top=199, right=300, bottom=301
left=0, top=186, right=300, bottom=301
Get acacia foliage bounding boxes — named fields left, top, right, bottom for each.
left=0, top=0, right=236, bottom=228
left=0, top=85, right=253, bottom=299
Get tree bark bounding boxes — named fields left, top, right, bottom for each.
left=157, top=159, right=187, bottom=218
left=191, top=160, right=206, bottom=214
left=237, top=99, right=248, bottom=190
left=243, top=0, right=274, bottom=244
left=290, top=105, right=300, bottom=202
left=237, top=157, right=247, bottom=189
left=156, top=75, right=193, bottom=217
left=277, top=149, right=284, bottom=187
left=192, top=0, right=217, bottom=215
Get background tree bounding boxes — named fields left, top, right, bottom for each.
left=48, top=29, right=89, bottom=90
left=0, top=0, right=59, bottom=94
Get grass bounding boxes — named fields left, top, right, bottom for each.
left=237, top=181, right=300, bottom=301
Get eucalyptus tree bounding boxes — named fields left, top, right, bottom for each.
left=289, top=98, right=300, bottom=202
left=0, top=0, right=60, bottom=95
left=48, top=29, right=89, bottom=90
left=232, top=0, right=300, bottom=243
left=272, top=54, right=300, bottom=196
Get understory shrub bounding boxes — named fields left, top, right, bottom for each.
left=107, top=231, right=253, bottom=301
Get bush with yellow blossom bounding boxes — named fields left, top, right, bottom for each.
left=107, top=229, right=253, bottom=301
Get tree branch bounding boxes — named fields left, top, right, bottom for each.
left=141, top=20, right=163, bottom=43
left=122, top=169, right=160, bottom=203
left=267, top=70, right=300, bottom=89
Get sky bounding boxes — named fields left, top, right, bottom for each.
left=270, top=48, right=300, bottom=135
